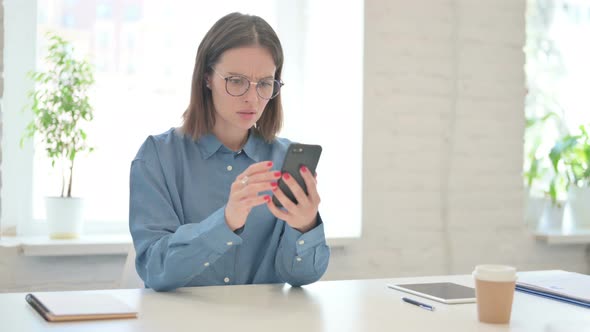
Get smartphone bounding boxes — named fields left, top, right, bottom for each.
left=272, top=143, right=322, bottom=207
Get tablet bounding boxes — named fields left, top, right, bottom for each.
left=387, top=282, right=476, bottom=304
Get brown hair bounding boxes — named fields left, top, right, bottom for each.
left=181, top=12, right=284, bottom=142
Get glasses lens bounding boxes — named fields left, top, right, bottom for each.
left=257, top=79, right=281, bottom=99
left=226, top=76, right=249, bottom=96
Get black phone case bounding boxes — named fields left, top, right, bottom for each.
left=272, top=143, right=322, bottom=207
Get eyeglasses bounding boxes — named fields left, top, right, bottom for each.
left=211, top=67, right=284, bottom=100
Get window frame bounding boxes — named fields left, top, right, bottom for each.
left=2, top=0, right=364, bottom=239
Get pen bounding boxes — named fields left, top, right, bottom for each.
left=402, top=297, right=435, bottom=311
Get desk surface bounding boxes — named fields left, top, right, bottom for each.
left=1, top=273, right=589, bottom=332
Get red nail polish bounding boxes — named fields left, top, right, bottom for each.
left=267, top=161, right=273, bottom=167
left=283, top=173, right=291, bottom=180
left=264, top=195, right=271, bottom=202
left=300, top=166, right=308, bottom=173
left=271, top=182, right=278, bottom=188
left=274, top=171, right=282, bottom=177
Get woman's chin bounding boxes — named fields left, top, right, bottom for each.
left=235, top=119, right=257, bottom=130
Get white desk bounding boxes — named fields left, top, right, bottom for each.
left=1, top=273, right=589, bottom=332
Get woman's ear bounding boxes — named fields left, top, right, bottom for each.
left=204, top=73, right=211, bottom=89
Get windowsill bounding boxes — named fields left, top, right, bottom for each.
left=534, top=227, right=590, bottom=244
left=0, top=234, right=133, bottom=256
left=0, top=234, right=358, bottom=257
left=532, top=205, right=590, bottom=244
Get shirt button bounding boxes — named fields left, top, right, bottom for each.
left=203, top=262, right=210, bottom=267
left=296, top=257, right=302, bottom=262
left=298, top=240, right=305, bottom=245
left=224, top=277, right=230, bottom=283
left=226, top=241, right=233, bottom=246
left=226, top=165, right=233, bottom=171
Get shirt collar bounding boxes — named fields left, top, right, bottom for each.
left=197, top=129, right=264, bottom=162
left=196, top=133, right=223, bottom=159
left=241, top=131, right=263, bottom=162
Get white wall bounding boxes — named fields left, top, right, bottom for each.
left=0, top=0, right=588, bottom=292
left=0, top=246, right=124, bottom=292
left=1, top=0, right=35, bottom=236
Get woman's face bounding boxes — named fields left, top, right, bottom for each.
left=208, top=46, right=276, bottom=134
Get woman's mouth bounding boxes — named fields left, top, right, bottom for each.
left=237, top=111, right=256, bottom=120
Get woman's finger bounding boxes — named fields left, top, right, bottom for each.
left=239, top=170, right=282, bottom=186
left=238, top=160, right=274, bottom=180
left=280, top=172, right=310, bottom=207
left=300, top=166, right=320, bottom=205
left=266, top=197, right=291, bottom=221
left=233, top=182, right=277, bottom=201
left=271, top=184, right=299, bottom=212
left=241, top=194, right=271, bottom=209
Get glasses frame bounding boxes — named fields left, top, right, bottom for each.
left=211, top=67, right=284, bottom=100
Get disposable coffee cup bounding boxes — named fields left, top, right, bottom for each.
left=472, top=265, right=517, bottom=324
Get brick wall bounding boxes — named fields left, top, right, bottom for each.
left=323, top=0, right=589, bottom=280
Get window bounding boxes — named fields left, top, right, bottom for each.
left=2, top=0, right=363, bottom=239
left=525, top=0, right=590, bottom=199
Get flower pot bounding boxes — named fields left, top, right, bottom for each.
left=45, top=197, right=85, bottom=239
left=566, top=187, right=590, bottom=229
left=537, top=201, right=564, bottom=231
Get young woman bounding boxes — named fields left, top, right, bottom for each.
left=129, top=12, right=330, bottom=291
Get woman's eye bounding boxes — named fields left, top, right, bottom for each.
left=229, top=78, right=244, bottom=85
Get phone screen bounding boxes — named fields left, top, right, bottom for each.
left=272, top=143, right=322, bottom=207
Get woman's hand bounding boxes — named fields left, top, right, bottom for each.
left=225, top=161, right=281, bottom=231
left=267, top=166, right=320, bottom=233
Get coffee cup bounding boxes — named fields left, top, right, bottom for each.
left=472, top=265, right=517, bottom=324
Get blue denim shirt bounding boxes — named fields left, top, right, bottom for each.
left=129, top=128, right=330, bottom=291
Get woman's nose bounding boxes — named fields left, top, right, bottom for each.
left=243, top=83, right=260, bottom=103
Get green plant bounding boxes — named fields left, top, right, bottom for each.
left=548, top=124, right=590, bottom=202
left=524, top=112, right=560, bottom=190
left=20, top=33, right=95, bottom=198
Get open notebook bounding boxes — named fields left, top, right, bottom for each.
left=26, top=292, right=138, bottom=322
left=516, top=270, right=590, bottom=308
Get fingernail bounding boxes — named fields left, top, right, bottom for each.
left=274, top=171, right=282, bottom=178
left=264, top=195, right=271, bottom=202
left=283, top=173, right=291, bottom=180
left=271, top=182, right=278, bottom=188
left=267, top=161, right=273, bottom=167
left=300, top=166, right=308, bottom=173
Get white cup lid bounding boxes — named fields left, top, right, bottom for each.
left=472, top=265, right=517, bottom=282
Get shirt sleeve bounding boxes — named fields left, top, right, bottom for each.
left=274, top=213, right=330, bottom=287
left=129, top=140, right=241, bottom=292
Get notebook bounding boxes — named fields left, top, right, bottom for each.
left=26, top=292, right=138, bottom=322
left=516, top=270, right=590, bottom=309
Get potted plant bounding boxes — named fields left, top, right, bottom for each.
left=549, top=124, right=590, bottom=229
left=21, top=33, right=95, bottom=239
left=523, top=111, right=567, bottom=230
